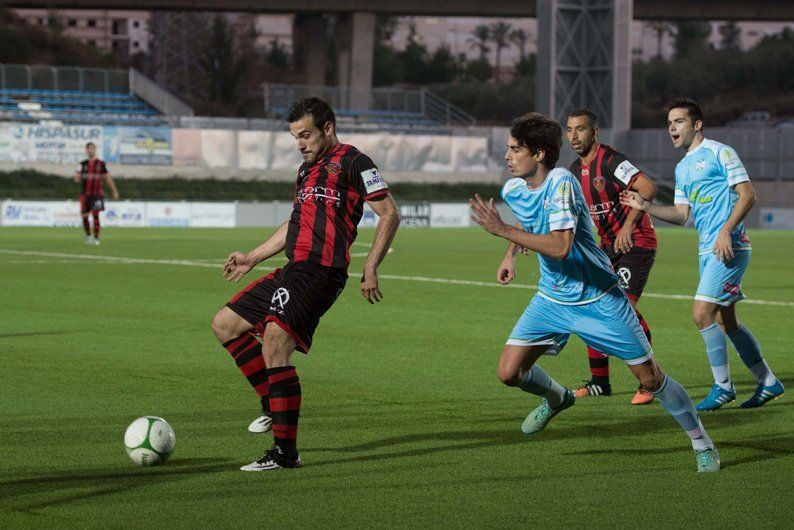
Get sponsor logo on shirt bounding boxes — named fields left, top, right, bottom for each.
left=360, top=168, right=388, bottom=195
left=614, top=160, right=639, bottom=185
left=688, top=186, right=713, bottom=205
left=298, top=186, right=342, bottom=207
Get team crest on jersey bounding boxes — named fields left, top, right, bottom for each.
left=593, top=176, right=606, bottom=191
left=325, top=162, right=342, bottom=176
left=695, top=159, right=706, bottom=171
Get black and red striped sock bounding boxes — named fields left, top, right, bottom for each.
left=92, top=212, right=100, bottom=238
left=268, top=366, right=301, bottom=459
left=587, top=346, right=610, bottom=386
left=82, top=216, right=91, bottom=235
left=222, top=334, right=270, bottom=413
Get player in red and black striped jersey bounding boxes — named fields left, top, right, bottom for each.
left=566, top=109, right=658, bottom=405
left=211, top=97, right=400, bottom=471
left=73, top=142, right=119, bottom=246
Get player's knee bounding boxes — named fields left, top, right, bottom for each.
left=497, top=365, right=521, bottom=387
left=691, top=307, right=714, bottom=329
left=210, top=310, right=232, bottom=342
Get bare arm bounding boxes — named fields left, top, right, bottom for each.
left=497, top=224, right=522, bottom=285
left=614, top=173, right=657, bottom=253
left=470, top=195, right=574, bottom=260
left=103, top=173, right=119, bottom=199
left=714, top=181, right=756, bottom=262
left=74, top=171, right=81, bottom=184
left=223, top=221, right=289, bottom=282
left=361, top=195, right=400, bottom=304
left=620, top=190, right=690, bottom=225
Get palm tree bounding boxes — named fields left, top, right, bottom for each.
left=489, top=21, right=512, bottom=82
left=645, top=20, right=675, bottom=59
left=467, top=24, right=490, bottom=62
left=509, top=27, right=531, bottom=62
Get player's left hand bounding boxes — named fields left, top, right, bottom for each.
left=360, top=267, right=383, bottom=304
left=714, top=229, right=735, bottom=263
left=470, top=194, right=506, bottom=236
left=112, top=192, right=120, bottom=200
left=614, top=226, right=634, bottom=254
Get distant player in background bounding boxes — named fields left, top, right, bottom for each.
left=566, top=109, right=658, bottom=405
left=211, top=97, right=400, bottom=471
left=622, top=98, right=783, bottom=410
left=74, top=142, right=118, bottom=245
left=472, top=112, right=719, bottom=472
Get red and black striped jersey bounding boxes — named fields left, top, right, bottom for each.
left=78, top=158, right=108, bottom=196
left=285, top=143, right=389, bottom=270
left=569, top=144, right=657, bottom=250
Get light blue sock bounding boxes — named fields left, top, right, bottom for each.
left=520, top=365, right=566, bottom=408
left=700, top=323, right=731, bottom=390
left=653, top=375, right=714, bottom=451
left=728, top=324, right=776, bottom=386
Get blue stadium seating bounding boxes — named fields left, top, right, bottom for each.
left=0, top=88, right=167, bottom=125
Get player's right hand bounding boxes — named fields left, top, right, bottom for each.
left=497, top=258, right=516, bottom=285
left=619, top=190, right=646, bottom=211
left=223, top=251, right=253, bottom=283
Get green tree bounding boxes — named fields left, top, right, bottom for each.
left=489, top=21, right=512, bottom=82
left=674, top=21, right=711, bottom=59
left=265, top=38, right=289, bottom=70
left=426, top=45, right=458, bottom=83
left=719, top=21, right=741, bottom=51
left=467, top=24, right=490, bottom=62
left=201, top=15, right=248, bottom=107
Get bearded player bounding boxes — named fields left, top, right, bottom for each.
left=211, top=97, right=400, bottom=470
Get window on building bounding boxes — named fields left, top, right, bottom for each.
left=68, top=19, right=77, bottom=27
left=88, top=39, right=96, bottom=47
left=133, top=41, right=139, bottom=49
left=87, top=19, right=96, bottom=28
left=133, top=20, right=140, bottom=28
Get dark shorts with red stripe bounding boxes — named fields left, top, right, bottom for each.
left=80, top=194, right=105, bottom=213
left=226, top=261, right=347, bottom=353
left=604, top=246, right=656, bottom=301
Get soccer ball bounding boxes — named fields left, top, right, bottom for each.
left=124, top=416, right=175, bottom=466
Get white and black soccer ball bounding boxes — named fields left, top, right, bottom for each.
left=124, top=416, right=175, bottom=466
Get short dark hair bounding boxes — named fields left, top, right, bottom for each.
left=509, top=112, right=562, bottom=168
left=85, top=142, right=95, bottom=148
left=568, top=108, right=598, bottom=129
left=286, top=97, right=336, bottom=130
left=665, top=97, right=704, bottom=124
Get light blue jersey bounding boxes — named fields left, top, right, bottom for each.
left=673, top=138, right=752, bottom=255
left=501, top=168, right=618, bottom=304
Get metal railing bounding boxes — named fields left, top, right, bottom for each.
left=129, top=68, right=193, bottom=117
left=0, top=63, right=128, bottom=93
left=263, top=83, right=476, bottom=127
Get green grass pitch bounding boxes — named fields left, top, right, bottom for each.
left=1, top=227, right=792, bottom=527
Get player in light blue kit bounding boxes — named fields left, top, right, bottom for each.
left=622, top=98, right=783, bottom=411
left=470, top=112, right=719, bottom=472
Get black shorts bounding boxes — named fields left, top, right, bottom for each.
left=226, top=261, right=347, bottom=353
left=604, top=247, right=656, bottom=301
left=80, top=194, right=105, bottom=213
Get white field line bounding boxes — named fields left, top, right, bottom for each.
left=1, top=249, right=792, bottom=307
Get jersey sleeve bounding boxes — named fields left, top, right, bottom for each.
left=100, top=161, right=109, bottom=174
left=549, top=176, right=577, bottom=231
left=718, top=146, right=750, bottom=187
left=606, top=151, right=641, bottom=189
left=350, top=153, right=389, bottom=200
left=673, top=167, right=689, bottom=206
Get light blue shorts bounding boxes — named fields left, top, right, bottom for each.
left=506, top=288, right=653, bottom=365
left=696, top=250, right=750, bottom=306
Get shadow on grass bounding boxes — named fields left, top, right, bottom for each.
left=1, top=457, right=232, bottom=513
